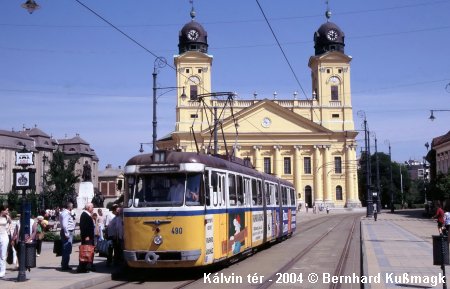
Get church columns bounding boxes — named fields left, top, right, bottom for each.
left=253, top=145, right=262, bottom=172
left=313, top=145, right=323, bottom=203
left=293, top=145, right=303, bottom=201
left=323, top=145, right=332, bottom=203
left=273, top=145, right=282, bottom=177
left=345, top=145, right=358, bottom=207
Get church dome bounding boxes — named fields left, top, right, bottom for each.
left=178, top=10, right=208, bottom=54
left=314, top=20, right=345, bottom=55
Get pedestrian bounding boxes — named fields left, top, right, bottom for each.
left=96, top=209, right=105, bottom=242
left=59, top=201, right=75, bottom=271
left=326, top=205, right=330, bottom=214
left=305, top=203, right=308, bottom=213
left=107, top=204, right=124, bottom=266
left=373, top=208, right=378, bottom=221
left=33, top=216, right=47, bottom=257
left=77, top=203, right=96, bottom=273
left=0, top=204, right=11, bottom=278
left=444, top=209, right=450, bottom=236
left=433, top=203, right=445, bottom=235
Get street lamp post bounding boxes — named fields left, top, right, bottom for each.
left=152, top=57, right=186, bottom=153
left=372, top=132, right=381, bottom=213
left=358, top=111, right=372, bottom=217
left=385, top=140, right=394, bottom=213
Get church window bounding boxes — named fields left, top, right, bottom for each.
left=304, top=157, right=311, bottom=174
left=331, top=85, right=339, bottom=100
left=335, top=157, right=342, bottom=174
left=264, top=157, right=271, bottom=174
left=190, top=85, right=198, bottom=100
left=284, top=157, right=291, bottom=174
left=336, top=186, right=343, bottom=200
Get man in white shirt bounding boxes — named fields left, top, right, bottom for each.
left=59, top=202, right=75, bottom=271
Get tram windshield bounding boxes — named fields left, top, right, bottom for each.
left=130, top=173, right=203, bottom=207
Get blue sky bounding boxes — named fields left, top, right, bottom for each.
left=1, top=0, right=449, bottom=169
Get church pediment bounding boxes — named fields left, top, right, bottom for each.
left=202, top=100, right=333, bottom=136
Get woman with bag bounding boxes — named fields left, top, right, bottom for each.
left=0, top=204, right=11, bottom=278
left=34, top=216, right=47, bottom=257
left=77, top=203, right=96, bottom=273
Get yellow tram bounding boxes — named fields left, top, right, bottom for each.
left=122, top=150, right=297, bottom=268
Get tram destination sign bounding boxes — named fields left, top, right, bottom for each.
left=15, top=151, right=34, bottom=166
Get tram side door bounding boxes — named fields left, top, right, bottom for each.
left=217, top=173, right=227, bottom=260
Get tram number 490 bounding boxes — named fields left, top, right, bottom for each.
left=171, top=227, right=183, bottom=234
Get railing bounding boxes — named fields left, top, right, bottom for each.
left=182, top=99, right=342, bottom=108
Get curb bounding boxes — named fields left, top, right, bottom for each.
left=60, top=274, right=112, bottom=289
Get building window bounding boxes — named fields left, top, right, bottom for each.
left=198, top=68, right=202, bottom=73
left=336, top=186, right=343, bottom=200
left=190, top=114, right=198, bottom=119
left=264, top=157, right=271, bottom=174
left=185, top=69, right=190, bottom=73
left=190, top=85, right=198, bottom=100
left=338, top=69, right=342, bottom=73
left=332, top=114, right=340, bottom=118
left=304, top=157, right=311, bottom=174
left=335, top=157, right=342, bottom=174
left=331, top=85, right=339, bottom=100
left=327, top=69, right=330, bottom=73
left=284, top=157, right=291, bottom=174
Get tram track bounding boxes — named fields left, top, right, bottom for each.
left=256, top=213, right=360, bottom=289
left=85, top=212, right=362, bottom=289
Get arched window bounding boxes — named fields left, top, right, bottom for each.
left=336, top=185, right=343, bottom=200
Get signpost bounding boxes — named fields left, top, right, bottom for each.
left=13, top=147, right=36, bottom=282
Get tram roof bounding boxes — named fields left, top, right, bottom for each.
left=125, top=151, right=293, bottom=187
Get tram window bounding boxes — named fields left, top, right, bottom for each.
left=211, top=171, right=218, bottom=189
left=251, top=179, right=257, bottom=205
left=244, top=177, right=251, bottom=206
left=257, top=180, right=263, bottom=205
left=205, top=171, right=210, bottom=206
left=265, top=182, right=271, bottom=205
left=290, top=189, right=296, bottom=205
left=274, top=185, right=279, bottom=205
left=186, top=173, right=203, bottom=206
left=228, top=174, right=237, bottom=206
left=282, top=186, right=288, bottom=205
left=237, top=175, right=244, bottom=205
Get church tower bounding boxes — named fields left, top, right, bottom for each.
left=308, top=9, right=355, bottom=132
left=174, top=6, right=212, bottom=135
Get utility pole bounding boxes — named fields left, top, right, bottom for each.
left=363, top=118, right=373, bottom=217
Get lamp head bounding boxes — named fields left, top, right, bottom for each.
left=429, top=110, right=435, bottom=121
left=180, top=87, right=187, bottom=100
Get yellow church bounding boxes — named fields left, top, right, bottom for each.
left=158, top=9, right=360, bottom=208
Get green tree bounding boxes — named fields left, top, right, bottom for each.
left=44, top=150, right=79, bottom=208
left=430, top=172, right=450, bottom=201
left=358, top=152, right=412, bottom=208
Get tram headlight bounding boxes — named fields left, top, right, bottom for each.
left=153, top=235, right=163, bottom=245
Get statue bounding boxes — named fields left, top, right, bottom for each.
left=82, top=161, right=92, bottom=182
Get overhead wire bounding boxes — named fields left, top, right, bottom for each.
left=255, top=0, right=308, bottom=99
left=73, top=0, right=211, bottom=96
